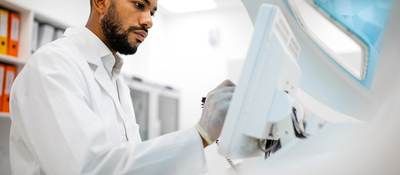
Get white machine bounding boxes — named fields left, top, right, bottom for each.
left=218, top=4, right=302, bottom=159
left=216, top=0, right=400, bottom=174
left=218, top=2, right=363, bottom=163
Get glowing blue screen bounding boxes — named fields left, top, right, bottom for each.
left=313, top=0, right=392, bottom=87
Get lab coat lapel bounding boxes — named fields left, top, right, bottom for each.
left=117, top=77, right=142, bottom=142
left=93, top=65, right=139, bottom=142
left=117, top=77, right=136, bottom=122
left=93, top=65, right=119, bottom=103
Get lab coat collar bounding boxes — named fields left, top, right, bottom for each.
left=65, top=27, right=124, bottom=113
left=64, top=27, right=113, bottom=67
left=102, top=54, right=123, bottom=80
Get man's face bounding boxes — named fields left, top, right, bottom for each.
left=101, top=0, right=157, bottom=55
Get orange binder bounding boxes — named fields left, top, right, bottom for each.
left=0, top=64, right=5, bottom=112
left=0, top=8, right=9, bottom=55
left=2, top=65, right=16, bottom=112
left=7, top=12, right=20, bottom=57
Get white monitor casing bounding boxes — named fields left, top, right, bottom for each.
left=218, top=4, right=301, bottom=159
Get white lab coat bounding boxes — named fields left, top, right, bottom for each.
left=9, top=27, right=207, bottom=175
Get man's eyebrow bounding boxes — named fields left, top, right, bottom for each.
left=142, top=0, right=151, bottom=6
left=142, top=0, right=157, bottom=11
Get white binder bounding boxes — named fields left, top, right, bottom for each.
left=31, top=20, right=39, bottom=53
left=53, top=28, right=64, bottom=40
left=37, top=23, right=55, bottom=48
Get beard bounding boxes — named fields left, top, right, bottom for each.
left=100, top=3, right=138, bottom=55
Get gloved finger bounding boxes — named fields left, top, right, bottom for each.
left=206, top=90, right=234, bottom=106
left=216, top=80, right=236, bottom=89
left=216, top=100, right=232, bottom=113
left=206, top=92, right=234, bottom=110
left=207, top=86, right=235, bottom=98
left=212, top=91, right=234, bottom=102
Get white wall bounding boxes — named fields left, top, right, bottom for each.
left=122, top=6, right=253, bottom=129
left=10, top=0, right=90, bottom=26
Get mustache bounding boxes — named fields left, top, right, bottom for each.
left=127, top=26, right=148, bottom=33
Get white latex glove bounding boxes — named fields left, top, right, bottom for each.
left=196, top=80, right=235, bottom=145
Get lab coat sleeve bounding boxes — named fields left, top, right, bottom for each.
left=11, top=47, right=207, bottom=175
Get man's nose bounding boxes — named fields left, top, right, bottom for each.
left=139, top=12, right=153, bottom=29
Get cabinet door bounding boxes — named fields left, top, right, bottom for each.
left=158, top=95, right=179, bottom=135
left=130, top=89, right=150, bottom=140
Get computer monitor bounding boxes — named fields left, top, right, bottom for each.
left=218, top=4, right=302, bottom=159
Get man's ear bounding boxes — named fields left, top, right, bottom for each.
left=91, top=0, right=111, bottom=15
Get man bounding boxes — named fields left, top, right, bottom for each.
left=9, top=0, right=235, bottom=174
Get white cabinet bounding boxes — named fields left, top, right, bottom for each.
left=126, top=77, right=181, bottom=141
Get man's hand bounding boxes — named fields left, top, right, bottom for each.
left=196, top=80, right=235, bottom=147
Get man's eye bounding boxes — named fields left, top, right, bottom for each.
left=134, top=2, right=145, bottom=10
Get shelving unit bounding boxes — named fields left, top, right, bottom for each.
left=0, top=0, right=68, bottom=67
left=0, top=1, right=69, bottom=174
left=0, top=0, right=69, bottom=110
left=0, top=54, right=26, bottom=65
left=0, top=112, right=10, bottom=120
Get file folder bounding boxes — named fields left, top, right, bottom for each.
left=7, top=12, right=20, bottom=57
left=37, top=23, right=55, bottom=48
left=54, top=28, right=64, bottom=40
left=2, top=65, right=16, bottom=112
left=0, top=64, right=5, bottom=112
left=31, top=20, right=39, bottom=53
left=0, top=9, right=9, bottom=55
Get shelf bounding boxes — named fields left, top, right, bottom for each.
left=0, top=112, right=10, bottom=120
left=0, top=54, right=26, bottom=65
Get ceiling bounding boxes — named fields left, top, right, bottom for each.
left=157, top=0, right=245, bottom=15
left=215, top=0, right=244, bottom=9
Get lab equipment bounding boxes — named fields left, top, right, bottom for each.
left=213, top=0, right=400, bottom=174
left=218, top=4, right=302, bottom=159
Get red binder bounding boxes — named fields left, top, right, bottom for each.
left=7, top=12, right=20, bottom=57
left=0, top=64, right=5, bottom=112
left=2, top=65, right=16, bottom=112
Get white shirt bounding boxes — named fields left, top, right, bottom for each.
left=101, top=50, right=123, bottom=111
left=9, top=27, right=207, bottom=175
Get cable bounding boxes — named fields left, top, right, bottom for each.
left=258, top=139, right=281, bottom=159
left=291, top=107, right=308, bottom=138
